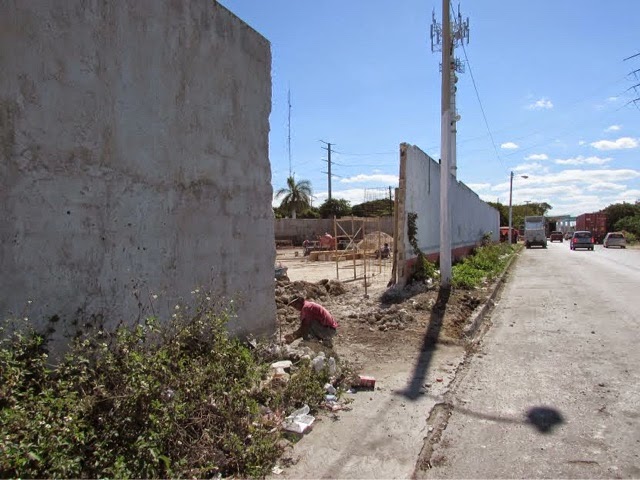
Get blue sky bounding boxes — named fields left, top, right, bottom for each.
left=220, top=0, right=640, bottom=216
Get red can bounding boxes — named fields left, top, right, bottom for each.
left=358, top=375, right=376, bottom=389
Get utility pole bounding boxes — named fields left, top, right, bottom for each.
left=320, top=141, right=333, bottom=200
left=431, top=0, right=469, bottom=287
left=508, top=172, right=514, bottom=244
left=287, top=88, right=292, bottom=177
left=431, top=4, right=469, bottom=179
left=439, top=0, right=452, bottom=287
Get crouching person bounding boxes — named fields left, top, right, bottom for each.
left=284, top=296, right=338, bottom=348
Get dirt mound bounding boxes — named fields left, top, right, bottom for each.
left=275, top=278, right=348, bottom=326
left=357, top=231, right=394, bottom=252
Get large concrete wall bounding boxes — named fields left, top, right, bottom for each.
left=395, top=143, right=499, bottom=284
left=0, top=1, right=275, bottom=340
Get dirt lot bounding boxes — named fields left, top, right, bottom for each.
left=271, top=247, right=499, bottom=478
left=275, top=247, right=490, bottom=369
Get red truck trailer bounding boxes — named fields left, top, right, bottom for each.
left=575, top=212, right=608, bottom=243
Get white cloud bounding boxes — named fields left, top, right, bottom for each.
left=554, top=155, right=612, bottom=166
left=525, top=153, right=548, bottom=161
left=483, top=167, right=640, bottom=216
left=526, top=98, right=553, bottom=110
left=578, top=140, right=586, bottom=146
left=514, top=162, right=548, bottom=173
left=586, top=182, right=626, bottom=192
left=590, top=137, right=638, bottom=150
left=605, top=125, right=621, bottom=132
left=313, top=188, right=373, bottom=206
left=500, top=142, right=519, bottom=150
left=339, top=173, right=399, bottom=184
left=607, top=96, right=619, bottom=102
left=532, top=169, right=639, bottom=185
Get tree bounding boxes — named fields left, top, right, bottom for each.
left=318, top=198, right=351, bottom=218
left=614, top=216, right=640, bottom=236
left=487, top=201, right=508, bottom=226
left=602, top=202, right=640, bottom=232
left=351, top=199, right=394, bottom=217
left=298, top=206, right=321, bottom=219
left=274, top=176, right=312, bottom=219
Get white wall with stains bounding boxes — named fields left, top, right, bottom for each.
left=395, top=143, right=500, bottom=284
left=0, top=1, right=276, bottom=342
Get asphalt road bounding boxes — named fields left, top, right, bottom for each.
left=418, top=241, right=640, bottom=479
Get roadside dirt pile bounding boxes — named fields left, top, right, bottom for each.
left=275, top=278, right=348, bottom=326
left=357, top=231, right=394, bottom=251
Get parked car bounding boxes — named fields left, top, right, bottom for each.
left=549, top=231, right=563, bottom=243
left=603, top=232, right=626, bottom=248
left=569, top=231, right=594, bottom=251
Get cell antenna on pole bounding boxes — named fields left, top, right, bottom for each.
left=431, top=2, right=470, bottom=179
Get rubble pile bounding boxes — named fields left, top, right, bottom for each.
left=344, top=303, right=417, bottom=331
left=275, top=278, right=348, bottom=325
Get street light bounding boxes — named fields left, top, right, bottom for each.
left=508, top=172, right=529, bottom=244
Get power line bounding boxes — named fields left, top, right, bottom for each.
left=332, top=150, right=397, bottom=156
left=459, top=37, right=507, bottom=174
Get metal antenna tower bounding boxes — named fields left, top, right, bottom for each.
left=431, top=3, right=470, bottom=178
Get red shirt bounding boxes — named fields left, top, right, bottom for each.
left=300, top=301, right=338, bottom=330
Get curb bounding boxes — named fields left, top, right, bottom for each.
left=462, top=246, right=521, bottom=339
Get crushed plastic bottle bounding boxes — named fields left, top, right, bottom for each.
left=327, top=357, right=337, bottom=375
left=324, top=383, right=337, bottom=395
left=311, top=355, right=325, bottom=372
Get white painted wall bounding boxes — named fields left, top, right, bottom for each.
left=396, top=144, right=499, bottom=284
left=0, top=1, right=275, bottom=341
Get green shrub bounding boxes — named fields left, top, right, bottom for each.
left=412, top=253, right=439, bottom=283
left=0, top=299, right=326, bottom=478
left=452, top=243, right=514, bottom=289
left=623, top=231, right=637, bottom=244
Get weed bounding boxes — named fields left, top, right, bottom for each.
left=0, top=297, right=329, bottom=478
left=407, top=212, right=440, bottom=284
left=452, top=243, right=515, bottom=289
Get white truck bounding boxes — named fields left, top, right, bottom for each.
left=524, top=215, right=547, bottom=249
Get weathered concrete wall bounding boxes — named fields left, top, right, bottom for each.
left=0, top=1, right=275, bottom=340
left=395, top=143, right=499, bottom=285
left=275, top=217, right=394, bottom=245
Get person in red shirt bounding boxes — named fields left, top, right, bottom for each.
left=284, top=296, right=338, bottom=348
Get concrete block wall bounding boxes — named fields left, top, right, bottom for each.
left=0, top=1, right=275, bottom=342
left=275, top=217, right=394, bottom=245
left=395, top=143, right=499, bottom=285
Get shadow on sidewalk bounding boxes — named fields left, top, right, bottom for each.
left=398, top=286, right=451, bottom=401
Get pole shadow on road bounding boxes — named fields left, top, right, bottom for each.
left=398, top=286, right=450, bottom=401
left=452, top=404, right=564, bottom=434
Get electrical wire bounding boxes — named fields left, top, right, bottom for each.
left=458, top=35, right=507, bottom=174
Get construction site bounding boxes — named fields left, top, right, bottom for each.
left=270, top=228, right=500, bottom=478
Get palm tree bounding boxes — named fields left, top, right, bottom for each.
left=275, top=176, right=312, bottom=219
